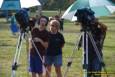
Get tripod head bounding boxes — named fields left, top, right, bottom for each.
left=74, top=8, right=98, bottom=32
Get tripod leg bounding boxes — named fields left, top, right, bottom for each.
left=31, top=39, right=51, bottom=77
left=82, top=32, right=89, bottom=77
left=25, top=32, right=30, bottom=77
left=64, top=32, right=83, bottom=77
left=13, top=33, right=22, bottom=65
left=16, top=33, right=24, bottom=63
left=11, top=33, right=25, bottom=77
left=87, top=32, right=108, bottom=77
left=11, top=33, right=21, bottom=77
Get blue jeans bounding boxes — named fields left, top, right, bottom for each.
left=45, top=55, right=62, bottom=67
left=83, top=56, right=102, bottom=77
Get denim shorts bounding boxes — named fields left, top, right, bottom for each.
left=29, top=54, right=43, bottom=73
left=45, top=55, right=62, bottom=67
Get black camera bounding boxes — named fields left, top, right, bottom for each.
left=15, top=8, right=30, bottom=32
left=75, top=8, right=96, bottom=30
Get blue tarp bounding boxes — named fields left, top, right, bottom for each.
left=1, top=0, right=21, bottom=10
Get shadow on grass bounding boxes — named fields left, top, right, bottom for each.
left=104, top=45, right=115, bottom=49
left=101, top=20, right=115, bottom=23
left=0, top=43, right=15, bottom=47
left=65, top=42, right=75, bottom=46
left=66, top=42, right=115, bottom=50
left=0, top=40, right=15, bottom=47
left=0, top=24, right=9, bottom=30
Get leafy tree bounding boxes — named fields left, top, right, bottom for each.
left=43, top=0, right=73, bottom=10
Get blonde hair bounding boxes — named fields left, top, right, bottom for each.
left=49, top=19, right=60, bottom=29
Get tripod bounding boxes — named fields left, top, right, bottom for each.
left=11, top=31, right=29, bottom=77
left=11, top=30, right=51, bottom=77
left=64, top=29, right=108, bottom=77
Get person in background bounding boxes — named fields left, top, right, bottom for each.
left=29, top=16, right=49, bottom=77
left=60, top=18, right=64, bottom=31
left=88, top=19, right=107, bottom=77
left=10, top=13, right=19, bottom=35
left=45, top=19, right=65, bottom=77
left=95, top=19, right=107, bottom=49
left=29, top=17, right=36, bottom=31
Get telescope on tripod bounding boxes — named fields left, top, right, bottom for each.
left=64, top=8, right=108, bottom=77
left=11, top=8, right=30, bottom=77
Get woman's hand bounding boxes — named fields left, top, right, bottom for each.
left=34, top=37, right=42, bottom=43
left=33, top=37, right=48, bottom=49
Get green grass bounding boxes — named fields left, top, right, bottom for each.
left=0, top=11, right=115, bottom=77
left=30, top=10, right=61, bottom=17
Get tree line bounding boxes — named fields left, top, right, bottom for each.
left=39, top=0, right=115, bottom=10
left=30, top=0, right=115, bottom=12
left=39, top=0, right=74, bottom=10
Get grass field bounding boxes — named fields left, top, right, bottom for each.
left=0, top=11, right=115, bottom=77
